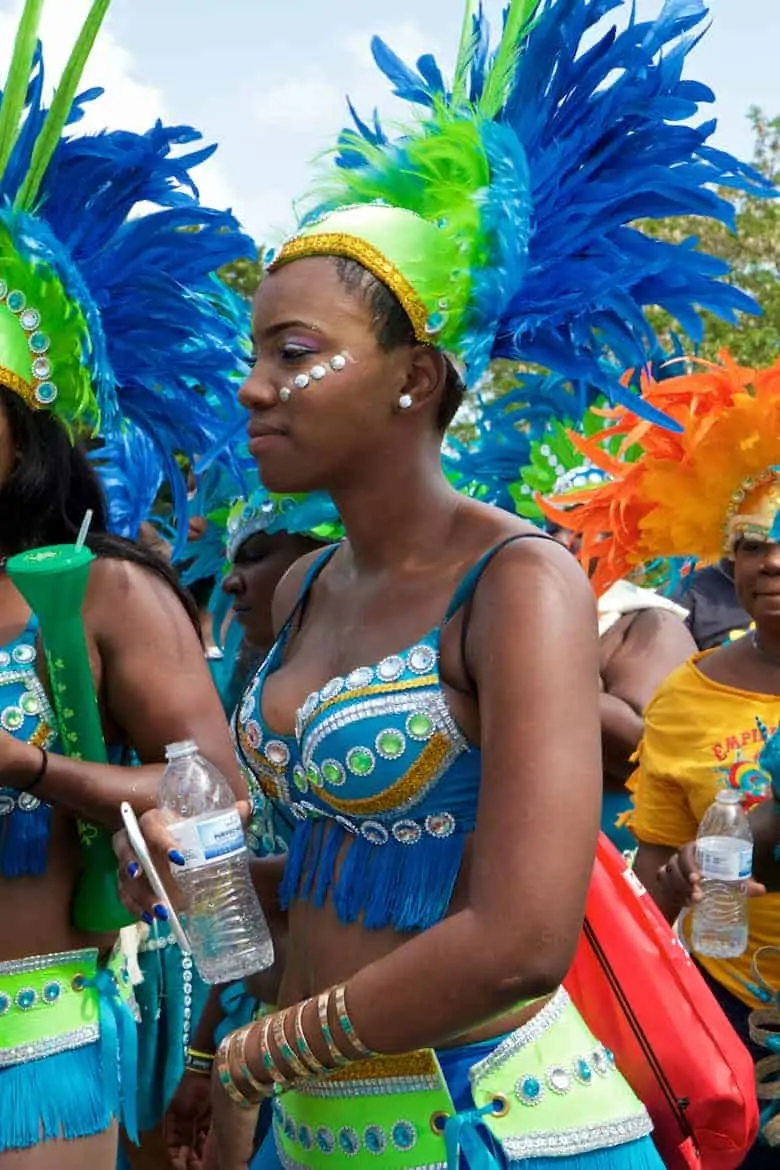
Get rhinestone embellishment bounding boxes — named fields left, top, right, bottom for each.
left=338, top=1126, right=360, bottom=1155
left=42, top=981, right=62, bottom=1004
left=13, top=644, right=35, bottom=665
left=375, top=729, right=405, bottom=759
left=15, top=987, right=36, bottom=1010
left=361, top=821, right=389, bottom=845
left=547, top=1065, right=572, bottom=1094
left=376, top=655, right=404, bottom=682
left=309, top=364, right=328, bottom=381
left=293, top=374, right=310, bottom=389
left=321, top=759, right=346, bottom=787
left=264, top=740, right=290, bottom=768
left=391, top=1121, right=417, bottom=1151
left=20, top=309, right=40, bottom=330
left=330, top=354, right=347, bottom=371
left=364, top=1124, right=387, bottom=1154
left=391, top=819, right=422, bottom=845
left=573, top=1057, right=593, bottom=1085
left=1, top=706, right=24, bottom=732
left=516, top=1074, right=544, bottom=1106
left=406, top=712, right=434, bottom=741
left=0, top=993, right=9, bottom=1016
left=346, top=666, right=373, bottom=689
left=408, top=645, right=436, bottom=674
left=346, top=747, right=375, bottom=777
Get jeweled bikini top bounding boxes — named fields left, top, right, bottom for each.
left=235, top=535, right=542, bottom=931
left=0, top=616, right=58, bottom=878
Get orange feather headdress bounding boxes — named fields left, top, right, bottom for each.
left=539, top=355, right=780, bottom=595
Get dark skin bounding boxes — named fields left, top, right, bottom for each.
left=548, top=522, right=695, bottom=790
left=116, top=257, right=603, bottom=1170
left=0, top=404, right=242, bottom=1170
left=221, top=530, right=321, bottom=654
left=635, top=537, right=780, bottom=919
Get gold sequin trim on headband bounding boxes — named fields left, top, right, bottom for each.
left=0, top=364, right=39, bottom=411
left=270, top=233, right=430, bottom=342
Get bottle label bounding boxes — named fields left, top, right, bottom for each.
left=696, top=837, right=753, bottom=881
left=168, top=810, right=245, bottom=869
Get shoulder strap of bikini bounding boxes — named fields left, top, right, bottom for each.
left=280, top=543, right=340, bottom=634
left=444, top=532, right=556, bottom=623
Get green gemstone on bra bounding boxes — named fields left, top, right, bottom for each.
left=322, top=761, right=345, bottom=786
left=307, top=764, right=324, bottom=788
left=407, top=713, right=433, bottom=740
left=346, top=747, right=374, bottom=777
left=293, top=767, right=308, bottom=793
left=377, top=730, right=405, bottom=758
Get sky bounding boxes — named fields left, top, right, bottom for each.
left=0, top=0, right=777, bottom=245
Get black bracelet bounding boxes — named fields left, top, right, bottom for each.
left=18, top=746, right=48, bottom=793
left=185, top=1048, right=215, bottom=1076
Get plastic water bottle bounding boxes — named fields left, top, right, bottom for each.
left=691, top=790, right=753, bottom=959
left=158, top=740, right=274, bottom=983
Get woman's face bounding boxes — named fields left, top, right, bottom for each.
left=239, top=258, right=428, bottom=493
left=0, top=398, right=16, bottom=490
left=733, top=538, right=780, bottom=626
left=222, top=531, right=309, bottom=650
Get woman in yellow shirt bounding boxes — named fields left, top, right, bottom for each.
left=543, top=356, right=780, bottom=1164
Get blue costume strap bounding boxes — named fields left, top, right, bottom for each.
left=280, top=545, right=340, bottom=635
left=87, top=968, right=139, bottom=1145
left=444, top=533, right=556, bottom=622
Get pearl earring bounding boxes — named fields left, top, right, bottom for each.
left=398, top=393, right=413, bottom=410
left=279, top=387, right=291, bottom=403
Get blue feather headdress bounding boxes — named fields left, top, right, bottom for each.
left=270, top=0, right=772, bottom=429
left=0, top=0, right=254, bottom=548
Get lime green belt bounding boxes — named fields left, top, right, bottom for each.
left=272, top=988, right=652, bottom=1169
left=0, top=946, right=134, bottom=1068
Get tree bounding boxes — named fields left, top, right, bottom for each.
left=219, top=251, right=264, bottom=301
left=643, top=107, right=779, bottom=366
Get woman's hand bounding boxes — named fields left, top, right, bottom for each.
left=657, top=842, right=766, bottom=906
left=113, top=803, right=251, bottom=921
left=165, top=1070, right=212, bottom=1170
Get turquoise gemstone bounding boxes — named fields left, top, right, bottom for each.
left=391, top=1120, right=417, bottom=1151
left=338, top=1127, right=360, bottom=1155
left=42, top=981, right=61, bottom=1004
left=28, top=330, right=49, bottom=353
left=6, top=290, right=25, bottom=313
left=517, top=1075, right=542, bottom=1105
left=576, top=1058, right=593, bottom=1083
left=15, top=987, right=36, bottom=1010
left=0, top=994, right=9, bottom=1015
left=364, top=1125, right=386, bottom=1154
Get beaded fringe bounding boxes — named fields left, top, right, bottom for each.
left=0, top=1039, right=118, bottom=1151
left=279, top=818, right=466, bottom=931
left=0, top=803, right=51, bottom=877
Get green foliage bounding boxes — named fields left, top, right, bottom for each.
left=218, top=251, right=264, bottom=301
left=641, top=107, right=779, bottom=366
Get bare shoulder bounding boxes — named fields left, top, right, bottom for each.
left=85, top=555, right=195, bottom=640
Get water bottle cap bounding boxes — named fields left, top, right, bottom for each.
left=165, top=739, right=198, bottom=762
left=715, top=789, right=741, bottom=805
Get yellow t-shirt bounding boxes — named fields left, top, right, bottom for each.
left=627, top=652, right=779, bottom=1006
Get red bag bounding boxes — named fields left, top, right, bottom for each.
left=564, top=833, right=758, bottom=1170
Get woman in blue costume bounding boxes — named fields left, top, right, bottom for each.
left=163, top=486, right=343, bottom=1162
left=118, top=2, right=771, bottom=1168
left=0, top=2, right=252, bottom=1167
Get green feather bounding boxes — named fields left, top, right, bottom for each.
left=15, top=0, right=112, bottom=211
left=0, top=0, right=45, bottom=182
left=451, top=0, right=480, bottom=107
left=479, top=0, right=540, bottom=120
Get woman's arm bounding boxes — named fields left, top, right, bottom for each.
left=601, top=609, right=695, bottom=784
left=313, top=538, right=603, bottom=1054
left=0, top=558, right=242, bottom=826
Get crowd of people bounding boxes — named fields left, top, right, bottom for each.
left=0, top=1, right=777, bottom=1169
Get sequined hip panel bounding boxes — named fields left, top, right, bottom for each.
left=0, top=945, right=134, bottom=1067
left=268, top=988, right=653, bottom=1169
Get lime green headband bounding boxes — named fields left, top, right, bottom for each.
left=268, top=205, right=461, bottom=345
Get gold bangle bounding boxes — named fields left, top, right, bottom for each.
left=317, top=988, right=351, bottom=1067
left=294, top=998, right=328, bottom=1074
left=333, top=984, right=373, bottom=1058
left=272, top=1009, right=312, bottom=1080
left=215, top=1035, right=256, bottom=1110
left=258, top=1013, right=291, bottom=1087
left=233, top=1025, right=273, bottom=1100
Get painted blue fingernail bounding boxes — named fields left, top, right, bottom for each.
left=168, top=849, right=186, bottom=866
left=127, top=861, right=140, bottom=878
left=154, top=903, right=169, bottom=922
left=142, top=911, right=154, bottom=926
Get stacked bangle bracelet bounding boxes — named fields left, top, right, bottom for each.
left=215, top=981, right=374, bottom=1107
